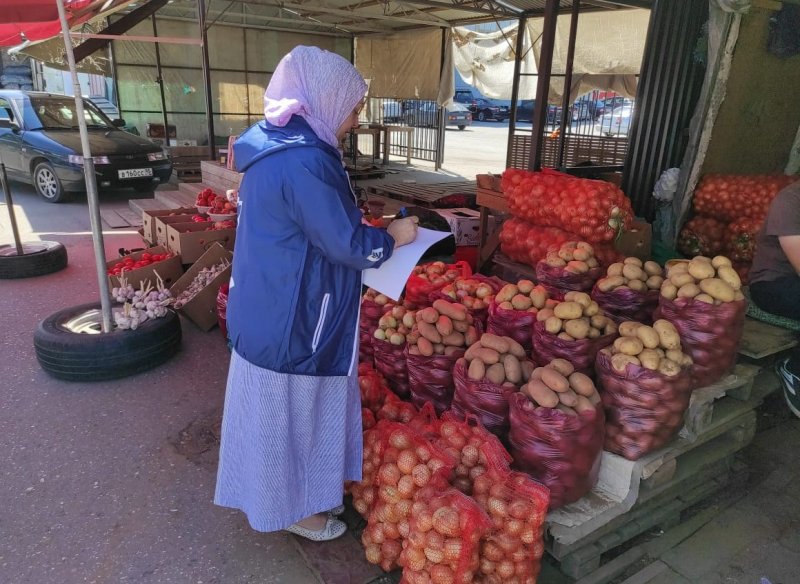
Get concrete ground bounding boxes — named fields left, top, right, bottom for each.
left=1, top=122, right=800, bottom=584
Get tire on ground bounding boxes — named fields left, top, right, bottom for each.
left=34, top=302, right=182, bottom=381
left=0, top=241, right=68, bottom=279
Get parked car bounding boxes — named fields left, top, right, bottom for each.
left=381, top=99, right=404, bottom=123
left=444, top=103, right=472, bottom=130
left=0, top=90, right=172, bottom=202
left=514, top=100, right=564, bottom=125
left=405, top=102, right=472, bottom=130
left=453, top=93, right=509, bottom=122
left=594, top=106, right=634, bottom=136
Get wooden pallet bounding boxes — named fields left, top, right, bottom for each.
left=100, top=208, right=143, bottom=229
left=738, top=317, right=798, bottom=364
left=365, top=181, right=477, bottom=208
left=155, top=189, right=196, bottom=209
left=175, top=168, right=203, bottom=182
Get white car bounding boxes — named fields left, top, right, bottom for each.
left=594, top=106, right=634, bottom=136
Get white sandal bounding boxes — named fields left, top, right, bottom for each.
left=285, top=516, right=347, bottom=542
left=329, top=504, right=345, bottom=516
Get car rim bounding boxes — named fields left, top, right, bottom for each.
left=0, top=242, right=54, bottom=257
left=59, top=308, right=116, bottom=335
left=36, top=168, right=58, bottom=199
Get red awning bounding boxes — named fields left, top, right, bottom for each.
left=0, top=0, right=103, bottom=46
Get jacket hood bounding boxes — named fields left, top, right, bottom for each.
left=234, top=116, right=340, bottom=173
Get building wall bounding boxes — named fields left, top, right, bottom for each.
left=702, top=6, right=800, bottom=174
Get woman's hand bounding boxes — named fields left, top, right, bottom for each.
left=387, top=216, right=419, bottom=248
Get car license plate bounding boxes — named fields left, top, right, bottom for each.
left=118, top=168, right=153, bottom=179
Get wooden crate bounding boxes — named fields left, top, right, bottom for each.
left=365, top=181, right=477, bottom=209
left=476, top=186, right=508, bottom=212
left=508, top=133, right=629, bottom=170
left=200, top=160, right=242, bottom=193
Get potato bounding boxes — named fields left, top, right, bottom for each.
left=658, top=359, right=682, bottom=377
left=665, top=349, right=686, bottom=364
left=734, top=290, right=745, bottom=301
left=409, top=344, right=421, bottom=355
left=688, top=259, right=716, bottom=280
left=588, top=327, right=601, bottom=339
left=453, top=319, right=470, bottom=333
left=496, top=284, right=519, bottom=304
left=711, top=255, right=733, bottom=269
left=530, top=286, right=548, bottom=309
left=541, top=367, right=570, bottom=393
left=587, top=257, right=599, bottom=268
left=590, top=314, right=609, bottom=329
left=573, top=248, right=591, bottom=262
left=468, top=358, right=486, bottom=380
left=480, top=333, right=511, bottom=354
left=418, top=321, right=442, bottom=343
left=668, top=261, right=688, bottom=275
left=597, top=275, right=625, bottom=292
left=618, top=321, right=641, bottom=337
left=565, top=292, right=592, bottom=308
left=444, top=345, right=462, bottom=356
left=575, top=395, right=596, bottom=413
left=646, top=275, right=664, bottom=290
left=653, top=320, right=680, bottom=350
left=565, top=318, right=591, bottom=340
left=623, top=256, right=643, bottom=267
left=635, top=325, right=660, bottom=349
left=622, top=264, right=646, bottom=281
left=442, top=331, right=466, bottom=346
left=670, top=272, right=696, bottom=288
left=638, top=348, right=661, bottom=370
left=716, top=265, right=742, bottom=291
left=558, top=246, right=574, bottom=261
left=557, top=332, right=575, bottom=341
left=558, top=388, right=579, bottom=407
left=537, top=307, right=555, bottom=322
left=568, top=371, right=595, bottom=397
left=545, top=316, right=564, bottom=334
left=584, top=301, right=600, bottom=317
left=546, top=256, right=567, bottom=267
left=486, top=363, right=506, bottom=385
left=373, top=329, right=387, bottom=341
left=506, top=338, right=526, bottom=359
left=677, top=283, right=701, bottom=298
left=465, top=346, right=500, bottom=365
left=643, top=260, right=662, bottom=276
left=523, top=380, right=559, bottom=408
left=517, top=279, right=535, bottom=294
left=510, top=294, right=532, bottom=311
left=475, top=284, right=493, bottom=299
left=611, top=353, right=641, bottom=373
left=417, top=337, right=434, bottom=357
left=556, top=404, right=578, bottom=416
left=503, top=354, right=523, bottom=384
left=434, top=343, right=445, bottom=355
left=629, top=279, right=647, bottom=292
left=565, top=260, right=590, bottom=274
left=521, top=360, right=535, bottom=382
left=406, top=331, right=420, bottom=344
left=661, top=283, right=678, bottom=300
left=604, top=321, right=618, bottom=336
left=614, top=336, right=644, bottom=356
left=432, top=299, right=468, bottom=321
left=695, top=293, right=715, bottom=304
left=554, top=302, right=583, bottom=320
left=548, top=359, right=575, bottom=377
left=436, top=315, right=454, bottom=337
left=419, top=307, right=439, bottom=324
left=389, top=333, right=405, bottom=345
left=699, top=278, right=735, bottom=302
left=465, top=326, right=479, bottom=346
left=607, top=262, right=625, bottom=277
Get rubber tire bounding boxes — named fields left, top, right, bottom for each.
left=0, top=241, right=68, bottom=279
left=457, top=125, right=466, bottom=131
left=33, top=161, right=68, bottom=203
left=34, top=302, right=182, bottom=382
left=477, top=111, right=487, bottom=122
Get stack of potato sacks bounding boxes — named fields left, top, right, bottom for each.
left=535, top=241, right=604, bottom=298
left=487, top=280, right=556, bottom=351
left=371, top=302, right=415, bottom=398
left=592, top=257, right=664, bottom=323
left=595, top=320, right=694, bottom=460
left=656, top=255, right=746, bottom=386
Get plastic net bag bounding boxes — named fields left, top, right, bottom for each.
left=508, top=392, right=605, bottom=509
left=216, top=283, right=230, bottom=338
left=591, top=285, right=660, bottom=325
left=360, top=292, right=395, bottom=365
left=486, top=301, right=537, bottom=352
left=536, top=261, right=603, bottom=297
left=407, top=349, right=465, bottom=415
left=532, top=320, right=616, bottom=376
left=450, top=359, right=520, bottom=437
left=596, top=351, right=693, bottom=460
left=373, top=339, right=410, bottom=398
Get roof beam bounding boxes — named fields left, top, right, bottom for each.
left=398, top=0, right=519, bottom=17
left=237, top=0, right=450, bottom=27
left=73, top=0, right=168, bottom=62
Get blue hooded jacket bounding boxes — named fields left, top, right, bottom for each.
left=226, top=117, right=394, bottom=376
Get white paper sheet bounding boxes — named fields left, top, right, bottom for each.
left=363, top=228, right=450, bottom=301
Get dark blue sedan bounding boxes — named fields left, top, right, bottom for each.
left=0, top=90, right=172, bottom=202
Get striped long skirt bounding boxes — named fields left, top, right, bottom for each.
left=214, top=351, right=363, bottom=532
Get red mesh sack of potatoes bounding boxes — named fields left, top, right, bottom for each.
left=348, top=423, right=388, bottom=518
left=360, top=291, right=395, bottom=364
left=377, top=396, right=418, bottom=424
left=472, top=459, right=550, bottom=584
left=507, top=392, right=604, bottom=509
left=405, top=261, right=473, bottom=307
left=450, top=359, right=519, bottom=437
left=407, top=350, right=465, bottom=415
left=536, top=261, right=603, bottom=296
left=358, top=363, right=417, bottom=423
left=532, top=320, right=615, bottom=376
left=486, top=302, right=537, bottom=352
left=373, top=339, right=410, bottom=398
left=432, top=274, right=507, bottom=328
left=595, top=351, right=692, bottom=460
left=400, top=485, right=492, bottom=584
left=363, top=408, right=377, bottom=430
left=655, top=296, right=746, bottom=387
left=591, top=286, right=659, bottom=325
left=362, top=424, right=456, bottom=571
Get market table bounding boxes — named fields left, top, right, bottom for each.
left=382, top=126, right=413, bottom=165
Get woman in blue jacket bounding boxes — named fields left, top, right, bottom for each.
left=214, top=46, right=418, bottom=541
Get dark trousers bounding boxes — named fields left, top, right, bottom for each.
left=750, top=276, right=800, bottom=375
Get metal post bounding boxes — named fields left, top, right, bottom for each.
left=0, top=159, right=24, bottom=255
left=152, top=15, right=171, bottom=147
left=197, top=0, right=216, bottom=161
left=528, top=0, right=560, bottom=171
left=506, top=16, right=526, bottom=168
left=56, top=0, right=113, bottom=333
left=557, top=0, right=580, bottom=169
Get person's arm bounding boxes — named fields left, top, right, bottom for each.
left=282, top=156, right=394, bottom=270
left=779, top=235, right=800, bottom=275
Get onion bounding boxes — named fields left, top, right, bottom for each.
left=497, top=560, right=516, bottom=579
left=482, top=541, right=504, bottom=562
left=404, top=547, right=426, bottom=571
left=416, top=509, right=434, bottom=532
left=412, top=464, right=432, bottom=487
left=430, top=564, right=455, bottom=584
left=415, top=445, right=432, bottom=462
left=426, top=530, right=444, bottom=550
left=397, top=474, right=416, bottom=498
left=379, top=484, right=401, bottom=505
left=397, top=449, right=418, bottom=474
left=443, top=538, right=463, bottom=562
left=424, top=546, right=445, bottom=563
left=432, top=507, right=462, bottom=537
left=389, top=430, right=413, bottom=450
left=487, top=497, right=508, bottom=518
left=377, top=463, right=401, bottom=486
left=364, top=544, right=381, bottom=564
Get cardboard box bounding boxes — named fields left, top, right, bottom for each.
left=142, top=207, right=197, bottom=245
left=169, top=243, right=232, bottom=331
left=615, top=219, right=652, bottom=261
left=106, top=245, right=184, bottom=289
left=434, top=208, right=500, bottom=247
left=155, top=214, right=198, bottom=247
left=166, top=223, right=236, bottom=264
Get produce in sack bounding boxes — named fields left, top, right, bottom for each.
left=724, top=217, right=761, bottom=263
left=111, top=273, right=174, bottom=331
left=374, top=305, right=416, bottom=345
left=360, top=289, right=395, bottom=364
left=107, top=251, right=175, bottom=276
left=499, top=218, right=574, bottom=266
left=677, top=216, right=726, bottom=257
left=405, top=261, right=472, bottom=307
left=487, top=281, right=555, bottom=351
left=473, top=464, right=550, bottom=584
left=536, top=241, right=603, bottom=296
left=363, top=407, right=377, bottom=430
left=596, top=321, right=693, bottom=459
left=435, top=275, right=505, bottom=326
left=692, top=173, right=799, bottom=224
left=503, top=168, right=634, bottom=243
left=657, top=255, right=746, bottom=387
left=358, top=363, right=417, bottom=423
left=532, top=291, right=618, bottom=374
left=373, top=305, right=417, bottom=397
left=217, top=283, right=229, bottom=337
left=407, top=300, right=479, bottom=414
left=362, top=424, right=455, bottom=571
left=349, top=424, right=386, bottom=518
left=592, top=257, right=664, bottom=324
left=400, top=486, right=492, bottom=584
left=173, top=257, right=231, bottom=309
left=450, top=333, right=535, bottom=436
left=509, top=361, right=605, bottom=509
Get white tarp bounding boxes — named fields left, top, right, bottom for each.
left=452, top=8, right=650, bottom=104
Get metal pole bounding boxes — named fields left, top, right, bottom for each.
left=197, top=0, right=216, bottom=161
left=528, top=0, right=560, bottom=171
left=0, top=159, right=24, bottom=255
left=56, top=0, right=113, bottom=333
left=152, top=14, right=171, bottom=147
left=557, top=0, right=580, bottom=169
left=506, top=16, right=526, bottom=168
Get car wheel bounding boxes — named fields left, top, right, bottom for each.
left=0, top=241, right=68, bottom=279
left=457, top=125, right=466, bottom=131
left=477, top=111, right=487, bottom=122
left=34, top=302, right=182, bottom=382
left=33, top=161, right=68, bottom=203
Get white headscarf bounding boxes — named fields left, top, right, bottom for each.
left=263, top=46, right=367, bottom=149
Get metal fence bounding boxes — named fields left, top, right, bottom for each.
left=364, top=97, right=443, bottom=166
